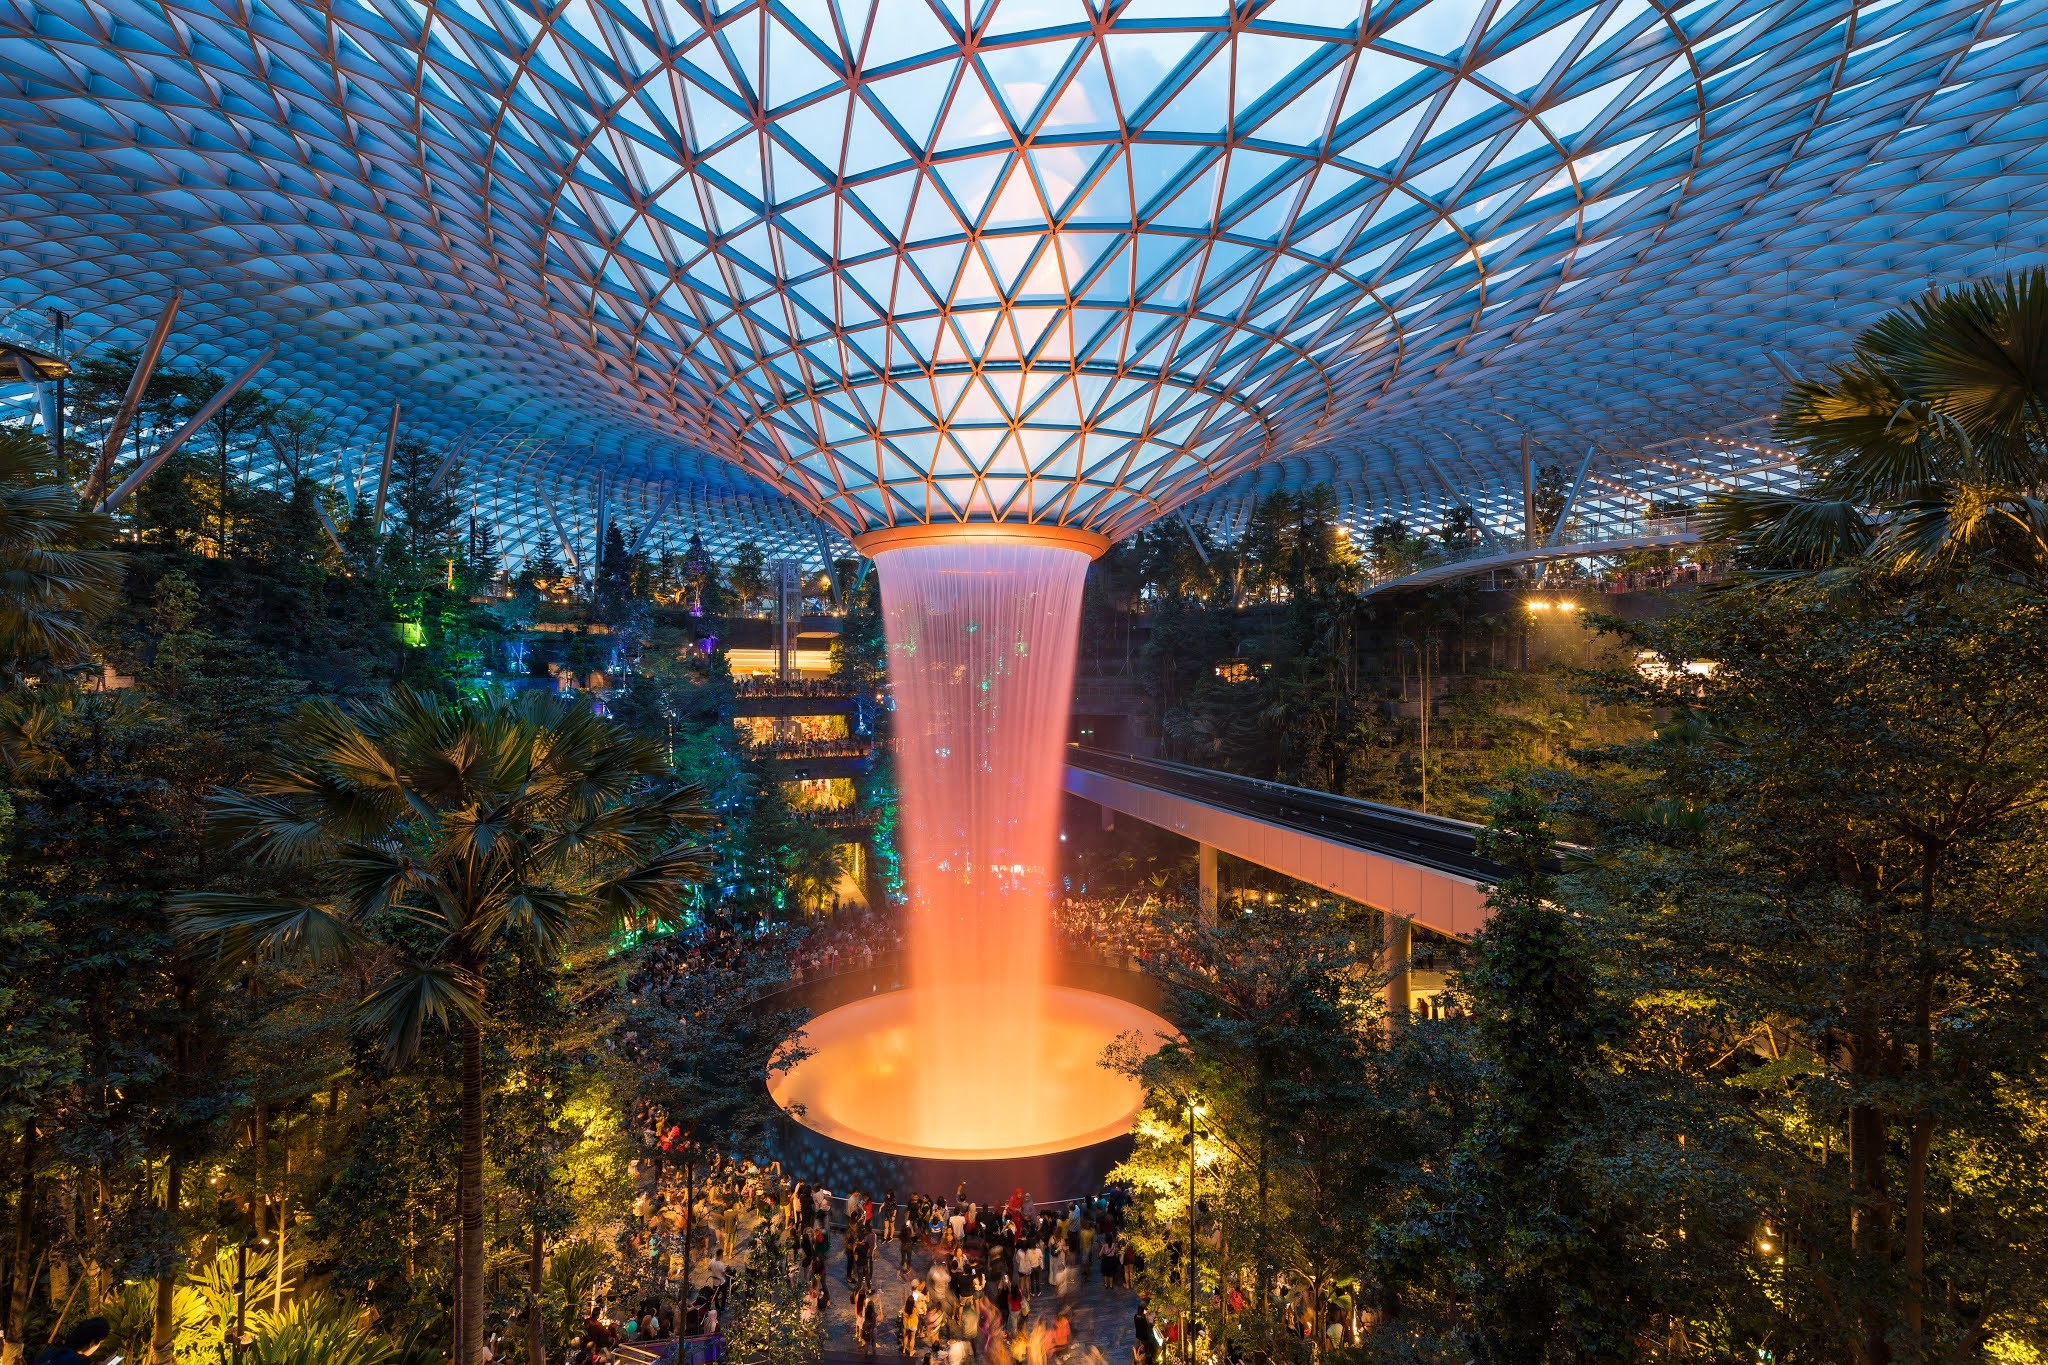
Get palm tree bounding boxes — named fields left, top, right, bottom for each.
left=0, top=426, right=122, bottom=688
left=174, top=687, right=713, bottom=1365
left=1705, top=268, right=2048, bottom=582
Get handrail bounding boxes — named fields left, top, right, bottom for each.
left=1067, top=748, right=1572, bottom=878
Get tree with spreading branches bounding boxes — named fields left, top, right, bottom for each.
left=172, top=688, right=713, bottom=1365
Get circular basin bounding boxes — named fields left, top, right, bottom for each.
left=768, top=986, right=1175, bottom=1161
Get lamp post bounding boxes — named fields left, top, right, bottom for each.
left=1184, top=1096, right=1203, bottom=1365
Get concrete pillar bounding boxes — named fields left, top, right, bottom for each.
left=1099, top=801, right=1115, bottom=831
left=1197, top=843, right=1219, bottom=927
left=1382, top=912, right=1412, bottom=1024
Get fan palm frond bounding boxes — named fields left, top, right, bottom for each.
left=355, top=962, right=486, bottom=1066
left=172, top=893, right=371, bottom=968
left=590, top=844, right=717, bottom=924
left=1708, top=268, right=2048, bottom=585
left=1699, top=491, right=1873, bottom=568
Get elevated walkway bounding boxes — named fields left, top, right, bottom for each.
left=1063, top=750, right=1507, bottom=939
left=1364, top=529, right=1699, bottom=595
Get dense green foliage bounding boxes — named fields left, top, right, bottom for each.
left=1078, top=488, right=1655, bottom=821
left=0, top=364, right=870, bottom=1365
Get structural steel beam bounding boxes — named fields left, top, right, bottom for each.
left=86, top=288, right=180, bottom=505
left=628, top=489, right=676, bottom=558
left=1521, top=433, right=1536, bottom=549
left=263, top=426, right=349, bottom=557
left=370, top=402, right=400, bottom=535
left=539, top=491, right=582, bottom=573
left=101, top=344, right=276, bottom=512
left=1548, top=445, right=1598, bottom=548
left=815, top=521, right=843, bottom=607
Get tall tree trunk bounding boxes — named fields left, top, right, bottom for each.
left=3, top=1126, right=37, bottom=1365
left=272, top=1133, right=290, bottom=1315
left=1903, top=851, right=1941, bottom=1350
left=528, top=1222, right=546, bottom=1365
left=1847, top=1083, right=1892, bottom=1365
left=149, top=1154, right=182, bottom=1365
left=251, top=1100, right=268, bottom=1244
left=217, top=430, right=231, bottom=557
left=458, top=1019, right=487, bottom=1365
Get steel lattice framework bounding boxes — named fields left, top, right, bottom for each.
left=4, top=0, right=2048, bottom=560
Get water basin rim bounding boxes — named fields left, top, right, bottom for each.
left=851, top=522, right=1112, bottom=560
left=769, top=986, right=1176, bottom=1162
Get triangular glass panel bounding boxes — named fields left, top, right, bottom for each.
left=836, top=196, right=893, bottom=259
left=864, top=64, right=955, bottom=147
left=1011, top=306, right=1064, bottom=358
left=1017, top=241, right=1069, bottom=297
left=980, top=39, right=1081, bottom=130
left=1252, top=65, right=1344, bottom=147
left=983, top=235, right=1040, bottom=294
left=1230, top=33, right=1321, bottom=120
left=985, top=476, right=1027, bottom=514
left=984, top=161, right=1048, bottom=229
left=1101, top=28, right=1208, bottom=119
left=899, top=173, right=963, bottom=241
left=937, top=153, right=1008, bottom=224
left=1041, top=50, right=1118, bottom=134
left=933, top=73, right=1010, bottom=154
left=957, top=374, right=1008, bottom=422
left=1146, top=45, right=1234, bottom=134
left=767, top=136, right=830, bottom=206
left=1067, top=149, right=1132, bottom=222
left=1337, top=97, right=1428, bottom=172
left=906, top=239, right=970, bottom=293
left=1056, top=228, right=1123, bottom=289
left=1219, top=147, right=1291, bottom=215
left=953, top=246, right=1002, bottom=303
left=1151, top=163, right=1219, bottom=231
left=930, top=369, right=972, bottom=415
left=843, top=94, right=912, bottom=176
left=767, top=15, right=842, bottom=110
left=952, top=306, right=1003, bottom=353
left=1476, top=17, right=1574, bottom=100
left=681, top=72, right=748, bottom=149
left=1377, top=1, right=1480, bottom=60
left=781, top=0, right=842, bottom=53
left=713, top=16, right=765, bottom=105
left=858, top=0, right=958, bottom=73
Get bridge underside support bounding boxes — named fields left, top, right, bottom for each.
left=1065, top=764, right=1489, bottom=939
left=1197, top=843, right=1219, bottom=927
left=1382, top=912, right=1412, bottom=1024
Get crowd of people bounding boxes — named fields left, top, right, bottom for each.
left=1052, top=894, right=1176, bottom=968
left=740, top=735, right=873, bottom=759
left=565, top=908, right=1214, bottom=1365
left=780, top=904, right=902, bottom=981
left=732, top=678, right=866, bottom=698
left=602, top=1134, right=1158, bottom=1365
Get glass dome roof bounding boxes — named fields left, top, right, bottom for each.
left=4, top=0, right=2047, bottom=553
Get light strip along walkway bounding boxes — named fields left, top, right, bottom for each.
left=1064, top=748, right=1507, bottom=940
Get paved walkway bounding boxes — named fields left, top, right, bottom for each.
left=811, top=1232, right=1140, bottom=1364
